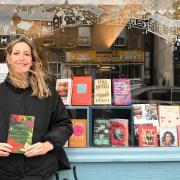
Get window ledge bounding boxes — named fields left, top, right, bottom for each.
left=65, top=147, right=180, bottom=163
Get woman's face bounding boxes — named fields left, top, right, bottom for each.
left=8, top=42, right=32, bottom=76
left=165, top=133, right=172, bottom=143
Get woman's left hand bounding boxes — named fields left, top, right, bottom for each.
left=24, top=141, right=54, bottom=157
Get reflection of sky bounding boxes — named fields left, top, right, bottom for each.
left=0, top=16, right=11, bottom=24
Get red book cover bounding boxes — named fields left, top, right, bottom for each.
left=138, top=125, right=158, bottom=147
left=69, top=119, right=87, bottom=148
left=7, top=114, right=35, bottom=154
left=72, top=76, right=92, bottom=105
left=110, top=119, right=129, bottom=147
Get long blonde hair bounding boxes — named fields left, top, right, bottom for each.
left=6, top=36, right=51, bottom=99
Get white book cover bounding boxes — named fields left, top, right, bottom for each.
left=0, top=63, right=8, bottom=83
left=94, top=79, right=111, bottom=105
left=56, top=79, right=72, bottom=105
left=158, top=105, right=180, bottom=127
left=160, top=127, right=178, bottom=147
left=133, top=104, right=158, bottom=123
left=133, top=104, right=159, bottom=136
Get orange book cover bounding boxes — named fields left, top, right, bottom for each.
left=72, top=76, right=92, bottom=105
left=69, top=119, right=87, bottom=148
left=177, top=126, right=180, bottom=146
left=138, top=125, right=158, bottom=147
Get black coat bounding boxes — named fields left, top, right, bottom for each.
left=0, top=79, right=73, bottom=179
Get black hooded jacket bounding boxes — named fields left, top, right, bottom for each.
left=0, top=79, right=73, bottom=179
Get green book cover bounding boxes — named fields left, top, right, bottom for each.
left=7, top=114, right=35, bottom=154
left=93, top=119, right=110, bottom=147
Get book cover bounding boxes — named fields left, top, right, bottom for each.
left=132, top=104, right=147, bottom=123
left=110, top=119, right=129, bottom=147
left=72, top=76, right=92, bottom=105
left=144, top=104, right=158, bottom=121
left=94, top=79, right=111, bottom=105
left=93, top=119, right=110, bottom=147
left=133, top=104, right=158, bottom=124
left=69, top=119, right=87, bottom=148
left=7, top=114, right=35, bottom=154
left=158, top=105, right=180, bottom=127
left=138, top=125, right=158, bottom=147
left=113, top=78, right=131, bottom=105
left=160, top=127, right=178, bottom=147
left=56, top=79, right=72, bottom=105
left=177, top=126, right=180, bottom=146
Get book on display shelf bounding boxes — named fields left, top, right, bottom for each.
left=159, top=127, right=178, bottom=147
left=138, top=125, right=158, bottom=147
left=158, top=105, right=180, bottom=127
left=94, top=79, right=111, bottom=105
left=56, top=78, right=72, bottom=105
left=110, top=119, right=129, bottom=147
left=71, top=76, right=92, bottom=105
left=93, top=119, right=111, bottom=147
left=112, top=78, right=131, bottom=105
left=69, top=119, right=87, bottom=148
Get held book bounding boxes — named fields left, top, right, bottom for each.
left=71, top=76, right=92, bottom=105
left=69, top=119, right=87, bottom=148
left=7, top=114, right=35, bottom=154
left=56, top=79, right=72, bottom=105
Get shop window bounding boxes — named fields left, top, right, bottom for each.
left=78, top=27, right=91, bottom=46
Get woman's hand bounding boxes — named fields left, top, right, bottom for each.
left=24, top=141, right=54, bottom=157
left=0, top=143, right=12, bottom=156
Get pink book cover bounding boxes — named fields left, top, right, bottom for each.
left=113, top=78, right=131, bottom=105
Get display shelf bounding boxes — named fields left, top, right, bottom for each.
left=89, top=105, right=133, bottom=146
left=66, top=106, right=90, bottom=146
left=65, top=147, right=180, bottom=162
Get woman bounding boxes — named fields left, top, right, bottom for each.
left=0, top=36, right=73, bottom=180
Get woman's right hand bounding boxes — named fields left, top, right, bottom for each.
left=0, top=143, right=12, bottom=156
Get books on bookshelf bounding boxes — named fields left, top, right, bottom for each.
left=56, top=79, right=72, bottom=105
left=112, top=78, right=131, bottom=105
left=110, top=119, right=129, bottom=147
left=94, top=79, right=111, bottom=105
left=69, top=119, right=87, bottom=147
left=159, top=127, right=178, bottom=147
left=138, top=125, right=158, bottom=147
left=7, top=114, right=35, bottom=154
left=72, top=76, right=92, bottom=105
